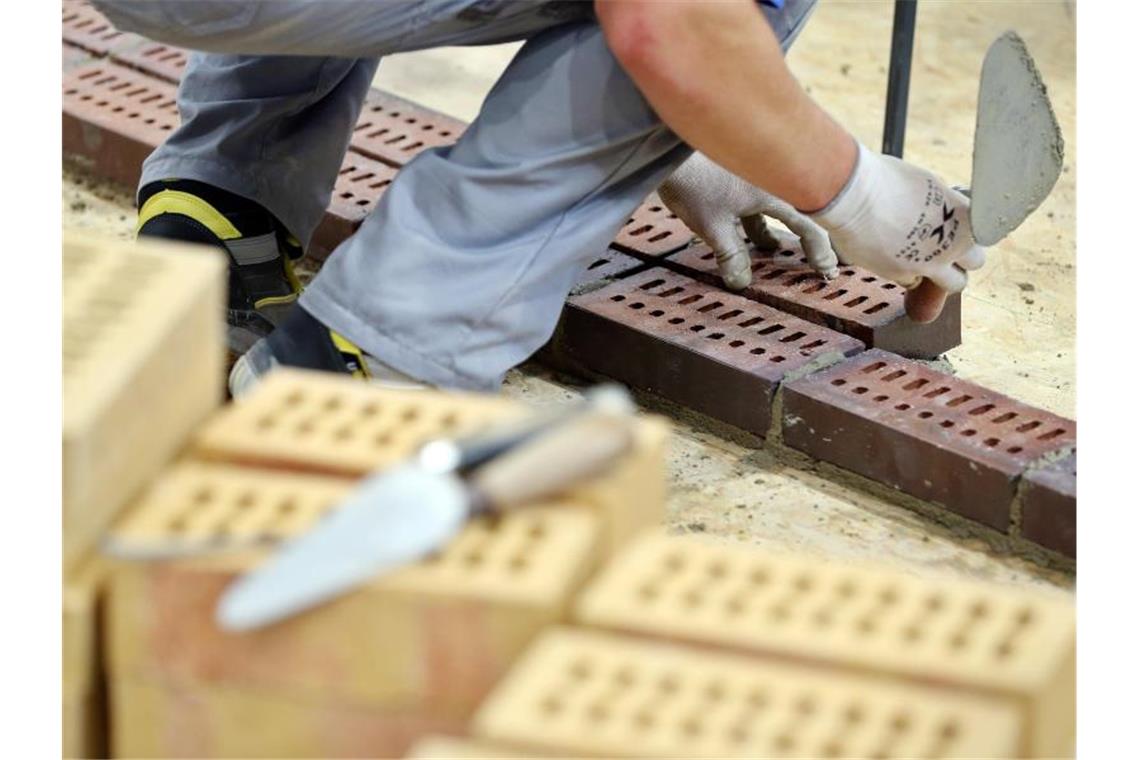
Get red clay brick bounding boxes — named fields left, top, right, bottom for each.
left=611, top=193, right=695, bottom=259
left=350, top=90, right=467, bottom=168
left=112, top=42, right=190, bottom=84
left=309, top=153, right=399, bottom=259
left=571, top=248, right=647, bottom=295
left=665, top=239, right=961, bottom=359
left=551, top=268, right=864, bottom=435
left=781, top=349, right=1077, bottom=530
left=1020, top=452, right=1076, bottom=558
left=63, top=0, right=140, bottom=57
left=63, top=62, right=180, bottom=188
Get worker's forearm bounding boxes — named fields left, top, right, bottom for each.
left=597, top=0, right=855, bottom=212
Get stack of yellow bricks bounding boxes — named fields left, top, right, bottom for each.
left=64, top=235, right=1074, bottom=759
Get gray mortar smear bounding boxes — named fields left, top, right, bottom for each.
left=970, top=31, right=1065, bottom=246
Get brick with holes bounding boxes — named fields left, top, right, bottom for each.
left=190, top=369, right=669, bottom=555
left=664, top=239, right=961, bottom=359
left=350, top=89, right=467, bottom=168
left=309, top=153, right=399, bottom=259
left=1020, top=452, right=1076, bottom=558
left=63, top=0, right=143, bottom=57
left=473, top=627, right=1024, bottom=759
left=572, top=531, right=1075, bottom=758
left=611, top=193, right=696, bottom=259
left=64, top=232, right=226, bottom=571
left=112, top=42, right=191, bottom=84
left=781, top=349, right=1077, bottom=530
left=570, top=248, right=648, bottom=295
left=105, top=460, right=603, bottom=756
left=63, top=62, right=181, bottom=188
left=548, top=268, right=864, bottom=436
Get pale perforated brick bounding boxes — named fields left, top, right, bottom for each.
left=64, top=234, right=225, bottom=570
left=574, top=532, right=1075, bottom=757
left=113, top=42, right=190, bottom=83
left=63, top=0, right=138, bottom=56
left=473, top=627, right=1022, bottom=759
left=108, top=461, right=602, bottom=711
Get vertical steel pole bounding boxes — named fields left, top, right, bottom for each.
left=882, top=0, right=918, bottom=158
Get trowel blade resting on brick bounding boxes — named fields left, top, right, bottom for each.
left=217, top=385, right=636, bottom=631
left=970, top=30, right=1064, bottom=246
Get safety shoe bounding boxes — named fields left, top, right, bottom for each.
left=228, top=304, right=424, bottom=398
left=137, top=179, right=304, bottom=352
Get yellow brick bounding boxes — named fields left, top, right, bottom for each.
left=110, top=677, right=468, bottom=759
left=63, top=557, right=109, bottom=759
left=189, top=369, right=667, bottom=554
left=473, top=627, right=1021, bottom=759
left=108, top=461, right=602, bottom=711
left=63, top=232, right=226, bottom=571
left=574, top=532, right=1075, bottom=758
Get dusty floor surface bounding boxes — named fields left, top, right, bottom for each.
left=62, top=2, right=1075, bottom=592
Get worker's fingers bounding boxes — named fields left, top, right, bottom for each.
left=926, top=263, right=969, bottom=294
left=956, top=244, right=986, bottom=272
left=904, top=278, right=950, bottom=324
left=790, top=221, right=840, bottom=280
left=740, top=213, right=781, bottom=251
left=714, top=245, right=754, bottom=291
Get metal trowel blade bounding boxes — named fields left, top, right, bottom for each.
left=970, top=31, right=1064, bottom=246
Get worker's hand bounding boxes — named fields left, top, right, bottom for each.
left=810, top=142, right=985, bottom=313
left=658, top=152, right=840, bottom=291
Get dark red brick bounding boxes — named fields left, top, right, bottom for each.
left=309, top=153, right=398, bottom=259
left=571, top=248, right=648, bottom=295
left=664, top=239, right=961, bottom=359
left=349, top=90, right=467, bottom=168
left=112, top=42, right=190, bottom=84
left=551, top=268, right=864, bottom=436
left=611, top=194, right=695, bottom=259
left=1020, top=452, right=1076, bottom=558
left=781, top=349, right=1077, bottom=530
left=63, top=0, right=140, bottom=57
left=62, top=62, right=180, bottom=188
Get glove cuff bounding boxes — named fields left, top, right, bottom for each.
left=808, top=140, right=875, bottom=231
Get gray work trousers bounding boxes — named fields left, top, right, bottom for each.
left=97, top=0, right=818, bottom=391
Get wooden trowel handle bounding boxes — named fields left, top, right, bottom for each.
left=905, top=278, right=950, bottom=324
left=467, top=409, right=635, bottom=510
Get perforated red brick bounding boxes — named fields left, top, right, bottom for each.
left=552, top=268, right=864, bottom=435
left=571, top=248, right=647, bottom=295
left=1020, top=452, right=1076, bottom=558
left=349, top=90, right=467, bottom=168
left=309, top=153, right=399, bottom=259
left=782, top=349, right=1077, bottom=530
left=611, top=193, right=695, bottom=259
left=665, top=239, right=961, bottom=359
left=63, top=0, right=139, bottom=57
left=113, top=43, right=190, bottom=84
left=63, top=62, right=180, bottom=188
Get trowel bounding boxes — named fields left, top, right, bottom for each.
left=906, top=30, right=1064, bottom=322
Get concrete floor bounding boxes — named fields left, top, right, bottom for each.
left=62, top=1, right=1075, bottom=593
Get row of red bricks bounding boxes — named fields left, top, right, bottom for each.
left=61, top=4, right=1075, bottom=559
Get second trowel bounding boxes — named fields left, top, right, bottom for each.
left=216, top=385, right=637, bottom=632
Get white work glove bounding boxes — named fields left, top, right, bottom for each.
left=810, top=142, right=985, bottom=292
left=658, top=152, right=840, bottom=290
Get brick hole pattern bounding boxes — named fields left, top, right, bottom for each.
left=618, top=540, right=1046, bottom=670
left=63, top=0, right=131, bottom=55
left=573, top=249, right=646, bottom=291
left=581, top=269, right=861, bottom=369
left=817, top=354, right=1075, bottom=464
left=113, top=43, right=190, bottom=83
left=329, top=153, right=399, bottom=224
left=64, top=62, right=180, bottom=141
left=612, top=194, right=695, bottom=259
left=483, top=631, right=1004, bottom=759
left=350, top=90, right=467, bottom=167
left=63, top=247, right=166, bottom=381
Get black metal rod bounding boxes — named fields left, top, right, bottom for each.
left=882, top=0, right=918, bottom=158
